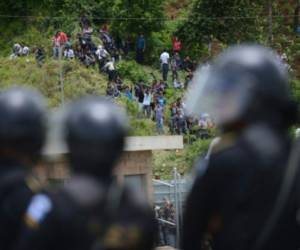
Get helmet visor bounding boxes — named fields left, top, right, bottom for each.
left=184, top=65, right=254, bottom=126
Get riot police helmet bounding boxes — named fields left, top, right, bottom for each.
left=64, top=96, right=128, bottom=177
left=185, top=44, right=297, bottom=131
left=0, top=87, right=47, bottom=158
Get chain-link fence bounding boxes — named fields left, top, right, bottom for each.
left=153, top=168, right=193, bottom=248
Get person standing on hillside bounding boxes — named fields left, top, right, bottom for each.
left=101, top=22, right=109, bottom=33
left=172, top=36, right=182, bottom=54
left=35, top=47, right=45, bottom=67
left=160, top=49, right=170, bottom=82
left=52, top=31, right=68, bottom=59
left=155, top=102, right=164, bottom=134
left=136, top=34, right=146, bottom=64
left=143, top=88, right=152, bottom=118
left=171, top=54, right=179, bottom=82
left=58, top=31, right=68, bottom=45
left=52, top=32, right=60, bottom=59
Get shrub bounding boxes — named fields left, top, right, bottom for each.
left=153, top=138, right=212, bottom=179
left=116, top=60, right=148, bottom=83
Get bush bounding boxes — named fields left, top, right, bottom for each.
left=129, top=118, right=157, bottom=136
left=146, top=32, right=172, bottom=65
left=153, top=138, right=212, bottom=179
left=116, top=60, right=148, bottom=83
left=291, top=78, right=300, bottom=107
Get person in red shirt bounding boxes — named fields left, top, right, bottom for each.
left=52, top=32, right=61, bottom=59
left=172, top=36, right=182, bottom=53
left=58, top=31, right=68, bottom=45
left=52, top=31, right=68, bottom=59
left=101, top=22, right=109, bottom=33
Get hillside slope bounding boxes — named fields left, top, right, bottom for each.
left=0, top=56, right=106, bottom=106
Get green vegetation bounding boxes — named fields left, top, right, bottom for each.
left=153, top=139, right=212, bottom=179
left=2, top=0, right=300, bottom=176
left=0, top=56, right=160, bottom=136
left=0, top=56, right=106, bottom=107
left=176, top=0, right=265, bottom=56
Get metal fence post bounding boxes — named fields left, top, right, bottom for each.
left=173, top=167, right=180, bottom=248
left=59, top=46, right=65, bottom=106
left=177, top=172, right=183, bottom=233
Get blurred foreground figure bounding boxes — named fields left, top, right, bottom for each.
left=16, top=96, right=156, bottom=250
left=0, top=87, right=46, bottom=250
left=182, top=45, right=300, bottom=250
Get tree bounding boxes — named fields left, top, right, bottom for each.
left=111, top=0, right=165, bottom=37
left=175, top=0, right=265, bottom=56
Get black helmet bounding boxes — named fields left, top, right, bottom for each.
left=64, top=96, right=128, bottom=176
left=185, top=44, right=297, bottom=130
left=0, top=87, right=47, bottom=158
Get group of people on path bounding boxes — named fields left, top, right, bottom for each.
left=8, top=17, right=212, bottom=137
left=9, top=43, right=30, bottom=59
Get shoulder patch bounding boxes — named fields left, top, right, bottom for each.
left=25, top=194, right=52, bottom=226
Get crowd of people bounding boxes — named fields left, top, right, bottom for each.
left=3, top=43, right=300, bottom=250
left=9, top=43, right=30, bottom=59
left=7, top=17, right=233, bottom=138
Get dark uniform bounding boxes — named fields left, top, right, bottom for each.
left=0, top=88, right=46, bottom=250
left=182, top=45, right=300, bottom=250
left=16, top=96, right=156, bottom=250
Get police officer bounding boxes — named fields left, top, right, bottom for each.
left=0, top=87, right=47, bottom=250
left=16, top=96, right=156, bottom=250
left=182, top=45, right=300, bottom=250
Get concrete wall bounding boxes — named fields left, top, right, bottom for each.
left=43, top=136, right=184, bottom=155
left=124, top=136, right=184, bottom=151
left=38, top=150, right=154, bottom=202
left=114, top=150, right=153, bottom=201
left=39, top=136, right=184, bottom=202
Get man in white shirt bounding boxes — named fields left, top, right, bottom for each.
left=64, top=47, right=75, bottom=59
left=22, top=46, right=30, bottom=56
left=103, top=60, right=116, bottom=81
left=10, top=43, right=22, bottom=59
left=142, top=89, right=152, bottom=118
left=96, top=45, right=110, bottom=71
left=160, top=49, right=170, bottom=82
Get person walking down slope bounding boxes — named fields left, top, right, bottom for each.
left=96, top=45, right=110, bottom=72
left=103, top=60, right=116, bottom=82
